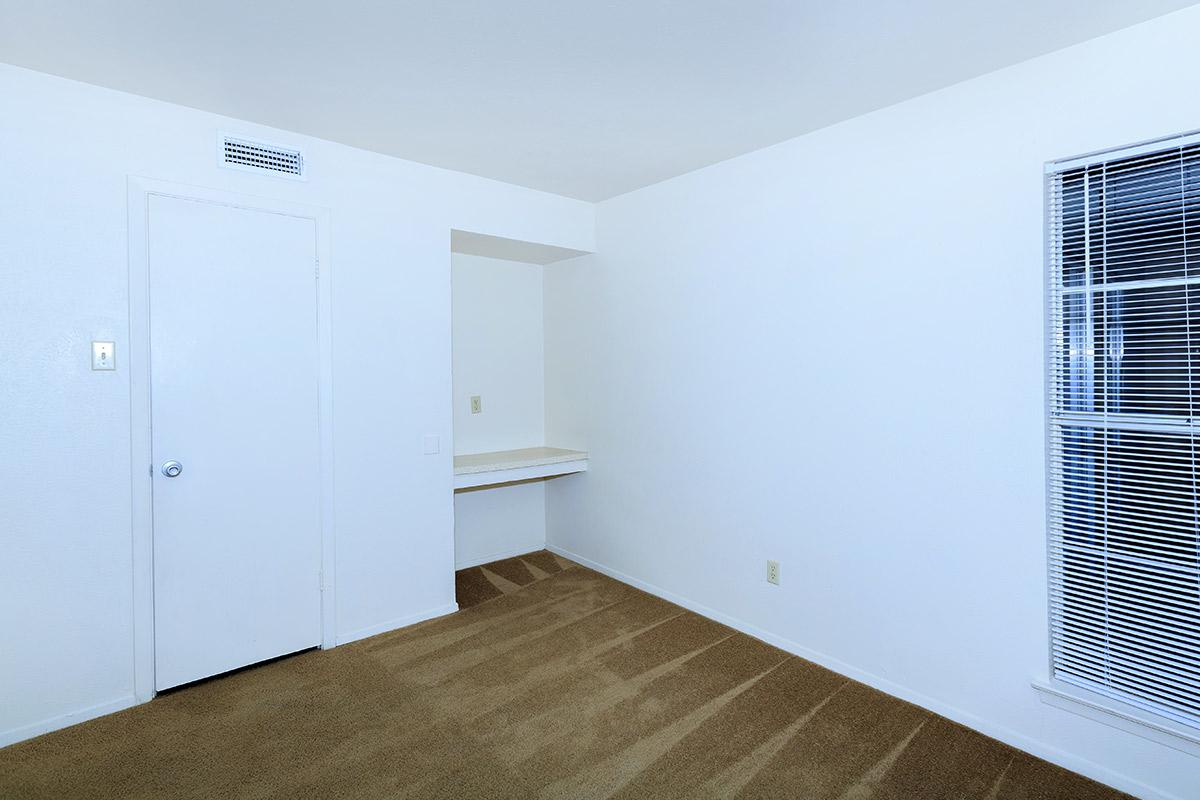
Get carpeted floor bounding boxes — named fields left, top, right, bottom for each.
left=454, top=549, right=571, bottom=609
left=0, top=551, right=1127, bottom=799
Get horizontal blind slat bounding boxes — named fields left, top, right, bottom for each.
left=1046, top=136, right=1200, bottom=732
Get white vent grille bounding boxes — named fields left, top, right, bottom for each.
left=220, top=135, right=304, bottom=178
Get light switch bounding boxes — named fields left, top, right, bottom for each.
left=470, top=395, right=482, bottom=414
left=92, top=341, right=116, bottom=371
left=423, top=435, right=440, bottom=455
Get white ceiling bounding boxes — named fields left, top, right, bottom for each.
left=0, top=1, right=1194, bottom=200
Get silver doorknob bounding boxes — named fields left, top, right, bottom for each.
left=161, top=460, right=183, bottom=478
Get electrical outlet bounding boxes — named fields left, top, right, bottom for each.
left=470, top=395, right=482, bottom=414
left=91, top=341, right=116, bottom=371
left=766, top=560, right=780, bottom=586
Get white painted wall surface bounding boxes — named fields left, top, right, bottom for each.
left=453, top=483, right=547, bottom=569
left=544, top=8, right=1200, bottom=800
left=451, top=254, right=546, bottom=455
left=0, top=62, right=592, bottom=745
left=451, top=253, right=547, bottom=567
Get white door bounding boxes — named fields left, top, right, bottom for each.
left=149, top=194, right=322, bottom=691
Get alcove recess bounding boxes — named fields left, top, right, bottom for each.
left=450, top=229, right=590, bottom=569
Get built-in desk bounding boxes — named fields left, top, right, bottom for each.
left=453, top=447, right=588, bottom=490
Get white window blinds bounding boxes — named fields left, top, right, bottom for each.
left=1047, top=133, right=1200, bottom=729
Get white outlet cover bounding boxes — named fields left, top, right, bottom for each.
left=92, top=341, right=116, bottom=370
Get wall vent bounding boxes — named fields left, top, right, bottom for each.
left=219, top=135, right=305, bottom=179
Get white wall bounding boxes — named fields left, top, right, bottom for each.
left=451, top=253, right=547, bottom=566
left=0, top=62, right=592, bottom=745
left=451, top=254, right=546, bottom=455
left=544, top=8, right=1200, bottom=800
left=453, top=482, right=546, bottom=569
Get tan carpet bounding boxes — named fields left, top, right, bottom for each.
left=455, top=550, right=572, bottom=609
left=0, top=552, right=1127, bottom=799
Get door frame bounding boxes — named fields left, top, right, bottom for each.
left=127, top=177, right=335, bottom=702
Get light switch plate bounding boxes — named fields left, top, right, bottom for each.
left=470, top=395, right=482, bottom=414
left=92, top=341, right=116, bottom=370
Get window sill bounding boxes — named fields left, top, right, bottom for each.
left=1033, top=678, right=1200, bottom=758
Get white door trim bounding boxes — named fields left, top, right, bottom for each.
left=127, top=176, right=336, bottom=703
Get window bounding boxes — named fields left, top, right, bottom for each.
left=1047, top=133, right=1200, bottom=730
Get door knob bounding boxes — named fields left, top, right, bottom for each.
left=161, top=460, right=183, bottom=478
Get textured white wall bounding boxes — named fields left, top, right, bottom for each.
left=0, top=63, right=592, bottom=745
left=452, top=253, right=547, bottom=567
left=544, top=8, right=1200, bottom=800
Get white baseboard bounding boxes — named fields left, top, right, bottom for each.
left=455, top=543, right=546, bottom=570
left=547, top=544, right=1177, bottom=800
left=1, top=694, right=141, bottom=749
left=335, top=602, right=459, bottom=646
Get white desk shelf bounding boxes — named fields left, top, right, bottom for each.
left=453, top=447, right=588, bottom=490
